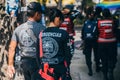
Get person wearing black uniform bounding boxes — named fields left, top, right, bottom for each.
left=38, top=8, right=73, bottom=80
left=60, top=5, right=80, bottom=37
left=7, top=2, right=45, bottom=80
left=81, top=10, right=100, bottom=76
left=97, top=8, right=117, bottom=80
left=60, top=6, right=80, bottom=57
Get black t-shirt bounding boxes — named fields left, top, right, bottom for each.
left=39, top=27, right=73, bottom=65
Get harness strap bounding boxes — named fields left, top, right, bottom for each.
left=39, top=69, right=55, bottom=80
left=39, top=31, right=70, bottom=80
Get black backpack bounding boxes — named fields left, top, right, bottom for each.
left=82, top=20, right=98, bottom=41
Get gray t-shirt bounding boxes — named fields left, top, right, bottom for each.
left=12, top=20, right=45, bottom=57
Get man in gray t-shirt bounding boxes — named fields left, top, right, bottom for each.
left=7, top=2, right=45, bottom=80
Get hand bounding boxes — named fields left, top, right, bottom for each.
left=75, top=44, right=81, bottom=50
left=7, top=65, right=15, bottom=78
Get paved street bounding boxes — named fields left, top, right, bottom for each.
left=0, top=27, right=120, bottom=80
left=70, top=27, right=120, bottom=80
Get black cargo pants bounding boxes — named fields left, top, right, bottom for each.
left=98, top=42, right=117, bottom=74
left=83, top=40, right=100, bottom=68
left=21, top=57, right=39, bottom=80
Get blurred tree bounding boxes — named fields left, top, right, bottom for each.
left=57, top=0, right=62, bottom=10
left=21, top=0, right=27, bottom=23
left=54, top=0, right=62, bottom=10
left=38, top=0, right=47, bottom=6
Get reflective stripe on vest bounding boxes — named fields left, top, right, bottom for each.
left=98, top=37, right=116, bottom=43
left=98, top=20, right=116, bottom=42
left=60, top=17, right=75, bottom=36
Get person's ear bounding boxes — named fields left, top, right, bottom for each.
left=37, top=12, right=39, bottom=16
left=36, top=12, right=41, bottom=17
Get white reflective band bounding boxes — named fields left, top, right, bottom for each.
left=98, top=38, right=116, bottom=42
left=69, top=33, right=73, bottom=36
left=60, top=27, right=67, bottom=31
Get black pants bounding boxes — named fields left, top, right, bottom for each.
left=98, top=42, right=117, bottom=74
left=70, top=36, right=75, bottom=56
left=83, top=40, right=100, bottom=68
left=21, top=58, right=39, bottom=80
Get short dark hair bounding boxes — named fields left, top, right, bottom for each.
left=48, top=8, right=64, bottom=22
left=27, top=2, right=42, bottom=17
left=95, top=7, right=102, bottom=13
left=86, top=6, right=94, bottom=15
left=102, top=8, right=111, bottom=18
left=95, top=7, right=102, bottom=15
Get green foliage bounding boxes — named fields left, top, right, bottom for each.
left=86, top=0, right=96, bottom=6
left=74, top=18, right=83, bottom=25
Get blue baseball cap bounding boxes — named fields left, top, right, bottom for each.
left=27, top=2, right=43, bottom=13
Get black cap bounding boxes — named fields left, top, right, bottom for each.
left=27, top=2, right=43, bottom=13
left=63, top=5, right=74, bottom=10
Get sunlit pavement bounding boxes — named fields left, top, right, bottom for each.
left=70, top=27, right=120, bottom=80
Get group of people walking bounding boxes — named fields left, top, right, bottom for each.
left=7, top=1, right=76, bottom=80
left=6, top=1, right=119, bottom=80
left=81, top=6, right=119, bottom=80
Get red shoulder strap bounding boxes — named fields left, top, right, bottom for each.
left=39, top=31, right=43, bottom=58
